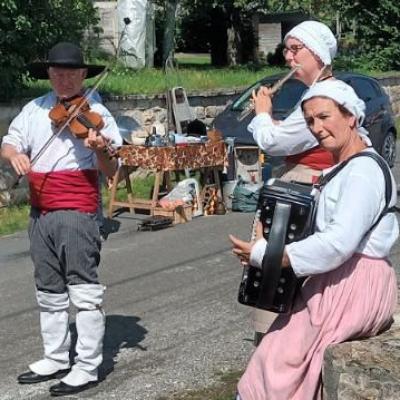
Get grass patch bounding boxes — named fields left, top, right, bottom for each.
left=0, top=204, right=30, bottom=236
left=157, top=369, right=242, bottom=400
left=20, top=63, right=287, bottom=99
left=175, top=52, right=211, bottom=66
left=19, top=51, right=400, bottom=100
left=102, top=173, right=155, bottom=205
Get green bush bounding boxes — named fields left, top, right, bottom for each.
left=0, top=0, right=100, bottom=100
left=339, top=0, right=400, bottom=71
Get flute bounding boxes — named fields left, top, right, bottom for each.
left=238, top=65, right=302, bottom=122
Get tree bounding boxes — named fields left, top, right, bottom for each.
left=0, top=0, right=100, bottom=99
left=266, top=0, right=400, bottom=71
left=336, top=0, right=400, bottom=70
left=178, top=0, right=265, bottom=66
left=162, top=0, right=178, bottom=67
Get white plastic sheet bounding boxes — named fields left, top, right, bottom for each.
left=117, top=0, right=147, bottom=69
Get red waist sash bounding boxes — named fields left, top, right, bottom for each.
left=285, top=146, right=334, bottom=170
left=28, top=169, right=99, bottom=213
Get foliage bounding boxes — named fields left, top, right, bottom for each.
left=176, top=0, right=265, bottom=66
left=0, top=0, right=100, bottom=100
left=258, top=0, right=400, bottom=71
left=335, top=0, right=400, bottom=71
left=173, top=0, right=399, bottom=71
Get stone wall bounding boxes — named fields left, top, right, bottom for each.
left=95, top=1, right=118, bottom=55
left=100, top=88, right=236, bottom=130
left=323, top=309, right=400, bottom=399
left=380, top=76, right=400, bottom=116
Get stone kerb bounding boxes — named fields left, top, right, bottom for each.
left=323, top=308, right=400, bottom=400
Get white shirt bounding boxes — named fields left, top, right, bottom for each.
left=248, top=80, right=370, bottom=156
left=2, top=91, right=122, bottom=173
left=248, top=106, right=318, bottom=156
left=250, top=149, right=399, bottom=276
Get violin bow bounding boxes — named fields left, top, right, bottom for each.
left=11, top=17, right=132, bottom=189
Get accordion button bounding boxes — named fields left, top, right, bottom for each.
left=279, top=277, right=286, bottom=284
left=277, top=287, right=284, bottom=294
left=290, top=224, right=297, bottom=230
left=254, top=281, right=260, bottom=288
left=288, top=233, right=294, bottom=240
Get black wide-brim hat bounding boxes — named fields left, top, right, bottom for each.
left=27, top=42, right=105, bottom=80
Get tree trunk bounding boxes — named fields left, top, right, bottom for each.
left=210, top=7, right=228, bottom=66
left=162, top=0, right=178, bottom=68
left=251, top=13, right=259, bottom=64
left=226, top=9, right=242, bottom=66
left=145, top=0, right=155, bottom=67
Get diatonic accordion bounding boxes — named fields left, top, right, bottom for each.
left=238, top=179, right=319, bottom=313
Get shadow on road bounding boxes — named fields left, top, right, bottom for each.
left=69, top=314, right=148, bottom=380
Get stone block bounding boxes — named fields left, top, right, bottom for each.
left=323, top=313, right=400, bottom=400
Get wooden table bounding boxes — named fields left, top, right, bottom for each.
left=107, top=141, right=226, bottom=217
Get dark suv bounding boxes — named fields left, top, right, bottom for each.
left=214, top=72, right=397, bottom=166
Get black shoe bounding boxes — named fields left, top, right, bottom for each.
left=17, top=369, right=70, bottom=384
left=49, top=380, right=98, bottom=396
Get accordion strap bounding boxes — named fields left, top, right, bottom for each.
left=318, top=150, right=395, bottom=232
left=258, top=201, right=291, bottom=308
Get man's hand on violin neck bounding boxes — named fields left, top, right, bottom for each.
left=83, top=128, right=109, bottom=151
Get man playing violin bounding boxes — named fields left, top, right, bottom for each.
left=0, top=42, right=122, bottom=396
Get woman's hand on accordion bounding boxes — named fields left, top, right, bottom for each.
left=229, top=222, right=264, bottom=266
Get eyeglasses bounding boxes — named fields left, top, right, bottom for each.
left=282, top=44, right=305, bottom=56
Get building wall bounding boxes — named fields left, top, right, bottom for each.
left=94, top=1, right=118, bottom=55
left=258, top=23, right=281, bottom=58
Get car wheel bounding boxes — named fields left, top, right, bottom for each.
left=381, top=130, right=396, bottom=167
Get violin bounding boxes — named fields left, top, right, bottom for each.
left=49, top=95, right=116, bottom=157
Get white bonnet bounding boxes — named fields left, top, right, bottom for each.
left=284, top=21, right=337, bottom=65
left=301, top=79, right=366, bottom=128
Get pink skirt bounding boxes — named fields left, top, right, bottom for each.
left=237, top=254, right=398, bottom=400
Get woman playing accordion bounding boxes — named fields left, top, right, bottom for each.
left=230, top=79, right=398, bottom=400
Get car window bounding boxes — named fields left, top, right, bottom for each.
left=231, top=78, right=306, bottom=113
left=349, top=78, right=380, bottom=103
left=231, top=79, right=275, bottom=111
left=273, top=80, right=307, bottom=111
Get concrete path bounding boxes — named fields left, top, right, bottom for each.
left=0, top=211, right=256, bottom=400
